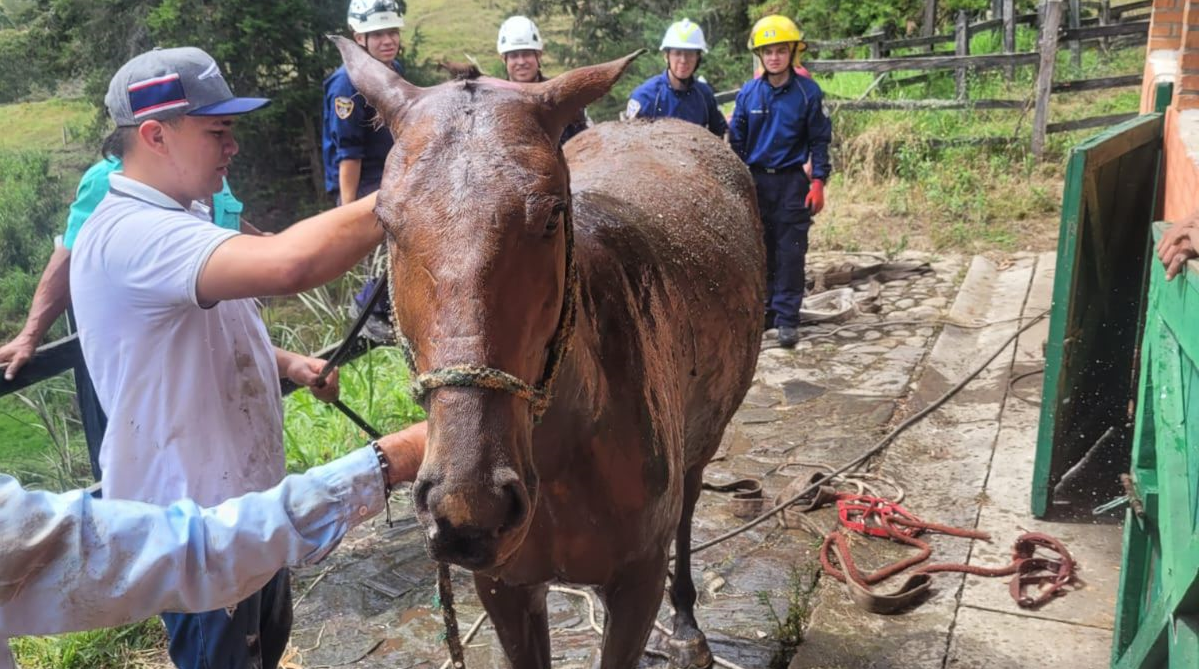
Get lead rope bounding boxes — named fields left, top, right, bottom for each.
left=437, top=562, right=467, bottom=668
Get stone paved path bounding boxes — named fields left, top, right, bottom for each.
left=280, top=251, right=1121, bottom=669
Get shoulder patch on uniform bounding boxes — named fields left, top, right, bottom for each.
left=334, top=96, right=355, bottom=120
left=625, top=98, right=641, bottom=119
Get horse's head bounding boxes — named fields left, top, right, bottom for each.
left=336, top=37, right=639, bottom=570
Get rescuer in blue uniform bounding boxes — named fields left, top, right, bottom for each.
left=496, top=15, right=590, bottom=144
left=729, top=15, right=832, bottom=349
left=323, top=0, right=406, bottom=341
left=626, top=19, right=727, bottom=138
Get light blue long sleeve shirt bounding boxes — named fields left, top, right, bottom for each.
left=0, top=446, right=387, bottom=667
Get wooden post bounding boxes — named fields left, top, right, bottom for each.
left=869, top=28, right=884, bottom=60
left=992, top=0, right=1003, bottom=19
left=878, top=23, right=894, bottom=59
left=1032, top=0, right=1064, bottom=160
left=1100, top=0, right=1111, bottom=51
left=1004, top=0, right=1017, bottom=80
left=923, top=0, right=938, bottom=52
left=1068, top=0, right=1082, bottom=69
left=955, top=11, right=971, bottom=100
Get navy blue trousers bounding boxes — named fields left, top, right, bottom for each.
left=66, top=305, right=105, bottom=482
left=162, top=569, right=292, bottom=669
left=753, top=170, right=812, bottom=329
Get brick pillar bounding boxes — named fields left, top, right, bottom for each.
left=1178, top=0, right=1199, bottom=109
left=1150, top=0, right=1185, bottom=50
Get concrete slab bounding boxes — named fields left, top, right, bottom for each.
left=911, top=255, right=1036, bottom=424
left=957, top=252, right=1123, bottom=632
left=945, top=606, right=1112, bottom=669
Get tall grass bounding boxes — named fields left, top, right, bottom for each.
left=11, top=621, right=166, bottom=669
left=284, top=347, right=425, bottom=471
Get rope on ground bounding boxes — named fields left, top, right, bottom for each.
left=1007, top=367, right=1045, bottom=406
left=549, top=585, right=748, bottom=669
left=773, top=463, right=906, bottom=503
left=685, top=309, right=1049, bottom=558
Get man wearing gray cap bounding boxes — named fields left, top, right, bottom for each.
left=68, top=46, right=393, bottom=669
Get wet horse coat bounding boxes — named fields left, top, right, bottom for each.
left=335, top=39, right=765, bottom=668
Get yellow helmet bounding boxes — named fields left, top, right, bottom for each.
left=748, top=15, right=807, bottom=59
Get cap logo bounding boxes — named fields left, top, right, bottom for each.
left=128, top=73, right=189, bottom=120
left=197, top=61, right=222, bottom=81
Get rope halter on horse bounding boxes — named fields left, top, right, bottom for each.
left=394, top=208, right=579, bottom=423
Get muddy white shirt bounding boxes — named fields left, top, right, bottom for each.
left=0, top=447, right=386, bottom=668
left=70, top=173, right=285, bottom=507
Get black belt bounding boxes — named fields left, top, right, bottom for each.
left=750, top=165, right=805, bottom=175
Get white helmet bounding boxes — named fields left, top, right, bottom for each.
left=660, top=18, right=707, bottom=52
left=348, top=0, right=405, bottom=34
left=497, top=15, right=544, bottom=55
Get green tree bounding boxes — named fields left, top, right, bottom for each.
left=18, top=0, right=410, bottom=227
left=0, top=151, right=65, bottom=339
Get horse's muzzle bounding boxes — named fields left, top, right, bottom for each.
left=413, top=471, right=530, bottom=570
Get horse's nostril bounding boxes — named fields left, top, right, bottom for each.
left=500, top=481, right=528, bottom=533
left=413, top=478, right=434, bottom=514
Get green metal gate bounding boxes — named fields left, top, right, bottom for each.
left=1110, top=225, right=1199, bottom=669
left=1030, top=111, right=1165, bottom=517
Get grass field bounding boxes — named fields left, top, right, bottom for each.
left=403, top=0, right=573, bottom=76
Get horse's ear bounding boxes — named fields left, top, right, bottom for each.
left=535, top=50, right=645, bottom=140
left=330, top=35, right=422, bottom=123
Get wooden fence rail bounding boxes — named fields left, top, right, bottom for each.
left=712, top=0, right=1143, bottom=159
left=804, top=51, right=1041, bottom=74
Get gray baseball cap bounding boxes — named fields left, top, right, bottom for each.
left=105, top=47, right=270, bottom=127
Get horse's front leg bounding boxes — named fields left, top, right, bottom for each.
left=597, top=556, right=669, bottom=669
left=475, top=574, right=551, bottom=669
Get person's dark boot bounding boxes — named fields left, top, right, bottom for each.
left=776, top=326, right=799, bottom=348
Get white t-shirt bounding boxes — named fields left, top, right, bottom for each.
left=70, top=174, right=285, bottom=507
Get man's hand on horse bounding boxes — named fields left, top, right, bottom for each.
left=376, top=421, right=428, bottom=486
left=285, top=354, right=341, bottom=403
left=0, top=332, right=37, bottom=381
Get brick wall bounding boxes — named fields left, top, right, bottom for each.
left=1161, top=109, right=1199, bottom=221
left=1143, top=0, right=1199, bottom=222
left=1179, top=0, right=1199, bottom=109
left=1150, top=0, right=1185, bottom=50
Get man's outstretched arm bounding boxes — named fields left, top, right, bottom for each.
left=0, top=422, right=426, bottom=639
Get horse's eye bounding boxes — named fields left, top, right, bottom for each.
left=545, top=204, right=565, bottom=235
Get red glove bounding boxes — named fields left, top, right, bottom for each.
left=805, top=179, right=825, bottom=215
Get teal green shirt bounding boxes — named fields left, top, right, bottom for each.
left=62, top=158, right=244, bottom=250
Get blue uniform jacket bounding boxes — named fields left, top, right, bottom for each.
left=729, top=72, right=832, bottom=180
left=322, top=60, right=405, bottom=194
left=627, top=71, right=728, bottom=137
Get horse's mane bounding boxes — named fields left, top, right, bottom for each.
left=439, top=61, right=483, bottom=80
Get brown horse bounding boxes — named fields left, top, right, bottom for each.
left=335, top=38, right=765, bottom=669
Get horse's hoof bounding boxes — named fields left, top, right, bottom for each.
left=650, top=627, right=714, bottom=669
